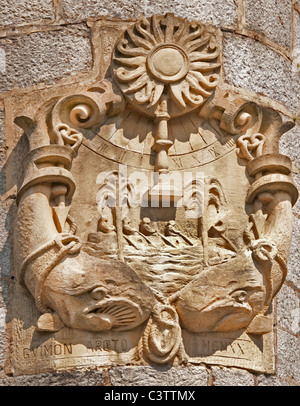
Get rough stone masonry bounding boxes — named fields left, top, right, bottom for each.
left=0, top=0, right=299, bottom=386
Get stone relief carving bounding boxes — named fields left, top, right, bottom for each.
left=11, top=14, right=298, bottom=374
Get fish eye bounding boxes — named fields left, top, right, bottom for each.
left=231, top=290, right=248, bottom=303
left=91, top=287, right=107, bottom=301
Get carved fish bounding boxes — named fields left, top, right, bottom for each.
left=40, top=251, right=155, bottom=332
left=175, top=253, right=268, bottom=333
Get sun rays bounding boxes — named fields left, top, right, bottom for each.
left=113, top=14, right=221, bottom=115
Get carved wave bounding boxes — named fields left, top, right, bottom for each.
left=125, top=246, right=203, bottom=298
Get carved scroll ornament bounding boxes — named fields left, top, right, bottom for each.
left=12, top=14, right=298, bottom=372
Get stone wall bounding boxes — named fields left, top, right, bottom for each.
left=0, top=0, right=299, bottom=386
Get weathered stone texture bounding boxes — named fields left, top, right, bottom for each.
left=0, top=204, right=10, bottom=278
left=0, top=1, right=299, bottom=388
left=256, top=374, right=296, bottom=386
left=285, top=217, right=300, bottom=289
left=0, top=299, right=7, bottom=376
left=0, top=370, right=106, bottom=386
left=277, top=284, right=300, bottom=335
left=280, top=123, right=300, bottom=170
left=0, top=49, right=5, bottom=76
left=245, top=0, right=292, bottom=48
left=211, top=366, right=255, bottom=386
left=0, top=0, right=55, bottom=27
left=0, top=26, right=92, bottom=92
left=223, top=33, right=300, bottom=115
left=279, top=123, right=300, bottom=291
left=0, top=201, right=11, bottom=377
left=0, top=152, right=5, bottom=197
left=293, top=6, right=300, bottom=51
left=292, top=6, right=300, bottom=92
left=61, top=0, right=237, bottom=27
left=109, top=366, right=208, bottom=386
left=277, top=329, right=300, bottom=383
left=0, top=200, right=12, bottom=350
left=0, top=109, right=4, bottom=148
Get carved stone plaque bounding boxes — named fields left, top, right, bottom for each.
left=9, top=14, right=298, bottom=375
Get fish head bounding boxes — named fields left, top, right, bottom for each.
left=42, top=251, right=154, bottom=332
left=175, top=253, right=268, bottom=333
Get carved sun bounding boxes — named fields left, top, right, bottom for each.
left=113, top=14, right=221, bottom=114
